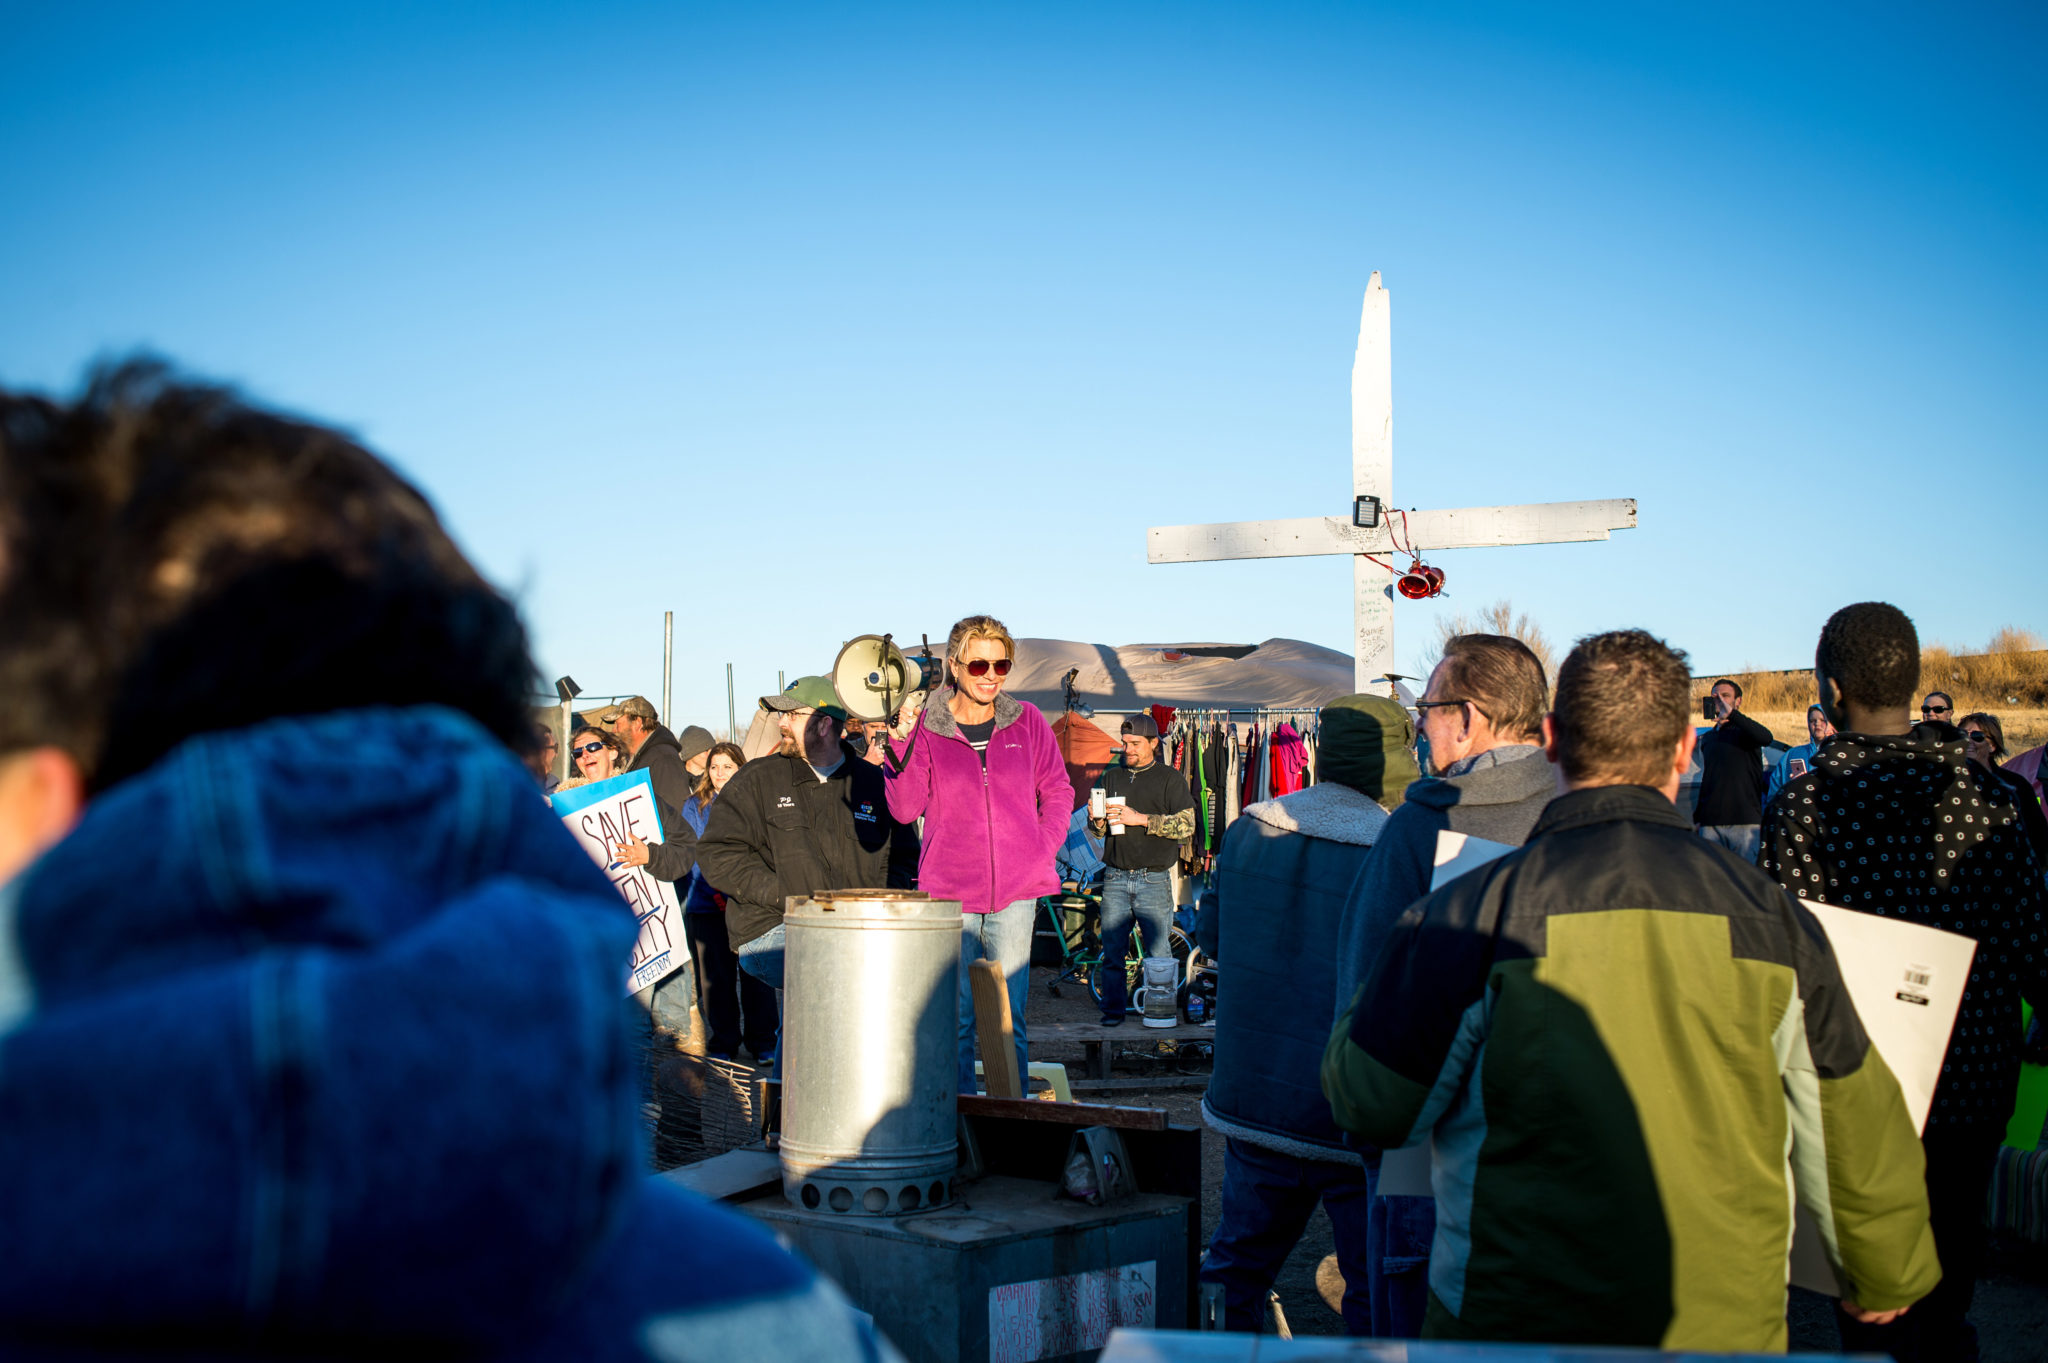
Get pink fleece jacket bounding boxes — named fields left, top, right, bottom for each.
left=883, top=687, right=1071, bottom=914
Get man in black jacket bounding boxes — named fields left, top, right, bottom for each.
left=608, top=695, right=694, bottom=812
left=1694, top=677, right=1771, bottom=862
left=697, top=676, right=918, bottom=996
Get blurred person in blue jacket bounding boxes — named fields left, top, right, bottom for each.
left=0, top=361, right=897, bottom=1362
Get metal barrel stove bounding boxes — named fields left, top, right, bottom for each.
left=779, top=890, right=961, bottom=1215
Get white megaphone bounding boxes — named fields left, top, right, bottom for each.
left=831, top=634, right=937, bottom=722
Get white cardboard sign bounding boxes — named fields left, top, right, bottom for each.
left=549, top=769, right=687, bottom=996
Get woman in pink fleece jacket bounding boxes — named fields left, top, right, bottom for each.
left=885, top=615, right=1072, bottom=1093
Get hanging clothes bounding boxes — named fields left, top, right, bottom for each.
left=1222, top=725, right=1242, bottom=829
left=1269, top=721, right=1308, bottom=796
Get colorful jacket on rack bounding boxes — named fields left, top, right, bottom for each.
left=884, top=686, right=1071, bottom=914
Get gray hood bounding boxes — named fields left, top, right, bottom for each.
left=1404, top=743, right=1554, bottom=812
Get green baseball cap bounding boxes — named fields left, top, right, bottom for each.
left=759, top=675, right=848, bottom=721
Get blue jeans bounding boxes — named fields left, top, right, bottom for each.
left=1360, top=1154, right=1435, bottom=1339
left=735, top=924, right=785, bottom=1077
left=1200, top=1138, right=1372, bottom=1335
left=735, top=923, right=785, bottom=989
left=1097, top=867, right=1175, bottom=1018
left=959, top=899, right=1034, bottom=1094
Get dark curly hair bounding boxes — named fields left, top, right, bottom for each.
left=0, top=358, right=538, bottom=792
left=1816, top=602, right=1920, bottom=712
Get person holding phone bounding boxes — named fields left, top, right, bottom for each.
left=1694, top=677, right=1772, bottom=861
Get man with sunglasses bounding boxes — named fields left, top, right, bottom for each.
left=1915, top=690, right=1960, bottom=741
left=1330, top=632, right=1552, bottom=1338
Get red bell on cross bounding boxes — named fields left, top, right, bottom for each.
left=1395, top=562, right=1445, bottom=600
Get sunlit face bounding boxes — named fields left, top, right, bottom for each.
left=1920, top=693, right=1954, bottom=722
left=1963, top=724, right=1997, bottom=766
left=952, top=638, right=1012, bottom=705
left=571, top=732, right=616, bottom=780
left=1807, top=708, right=1834, bottom=745
left=1711, top=682, right=1740, bottom=714
left=709, top=752, right=740, bottom=792
left=1122, top=733, right=1158, bottom=766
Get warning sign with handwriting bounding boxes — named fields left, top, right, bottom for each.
left=549, top=770, right=685, bottom=995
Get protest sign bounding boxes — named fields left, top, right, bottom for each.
left=550, top=770, right=687, bottom=995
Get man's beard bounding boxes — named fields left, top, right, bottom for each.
left=776, top=735, right=799, bottom=758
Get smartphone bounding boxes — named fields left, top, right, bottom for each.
left=1701, top=695, right=1720, bottom=721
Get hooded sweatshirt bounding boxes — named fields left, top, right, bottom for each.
left=1331, top=744, right=1554, bottom=1018
left=0, top=706, right=893, bottom=1361
left=883, top=687, right=1070, bottom=914
left=1201, top=693, right=1407, bottom=1161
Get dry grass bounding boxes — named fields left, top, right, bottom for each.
left=1427, top=599, right=1559, bottom=684
left=1695, top=626, right=2048, bottom=752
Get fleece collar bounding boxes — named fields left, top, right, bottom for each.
left=1241, top=782, right=1390, bottom=847
left=919, top=684, right=1024, bottom=741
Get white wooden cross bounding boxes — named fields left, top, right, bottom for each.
left=1146, top=272, right=1637, bottom=693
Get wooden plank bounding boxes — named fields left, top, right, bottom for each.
left=656, top=1148, right=782, bottom=1203
left=1071, top=1076, right=1214, bottom=1096
left=1031, top=1020, right=1218, bottom=1044
left=970, top=959, right=1023, bottom=1099
left=957, top=1093, right=1169, bottom=1132
left=1146, top=498, right=1637, bottom=564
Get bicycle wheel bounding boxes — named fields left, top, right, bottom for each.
left=1086, top=924, right=1192, bottom=1011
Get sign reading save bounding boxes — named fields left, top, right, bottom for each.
left=549, top=769, right=686, bottom=995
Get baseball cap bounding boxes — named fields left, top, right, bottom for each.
left=1120, top=714, right=1160, bottom=739
left=759, top=675, right=848, bottom=722
left=602, top=696, right=656, bottom=725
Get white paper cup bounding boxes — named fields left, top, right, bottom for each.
left=1106, top=795, right=1127, bottom=835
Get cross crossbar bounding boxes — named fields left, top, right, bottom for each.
left=1147, top=497, right=1638, bottom=564
left=1145, top=272, right=1636, bottom=692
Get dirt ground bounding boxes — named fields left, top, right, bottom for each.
left=1019, top=964, right=2048, bottom=1356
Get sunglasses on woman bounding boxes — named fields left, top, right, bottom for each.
left=1921, top=704, right=1950, bottom=715
left=1965, top=731, right=1988, bottom=744
left=572, top=740, right=608, bottom=756
left=961, top=658, right=1013, bottom=677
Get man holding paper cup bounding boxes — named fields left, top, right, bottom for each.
left=1324, top=628, right=1936, bottom=1352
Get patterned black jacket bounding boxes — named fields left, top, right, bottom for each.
left=1762, top=728, right=2048, bottom=1130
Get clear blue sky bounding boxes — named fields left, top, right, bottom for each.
left=4, top=2, right=2041, bottom=728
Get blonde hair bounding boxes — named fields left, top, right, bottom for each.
left=946, top=614, right=1015, bottom=665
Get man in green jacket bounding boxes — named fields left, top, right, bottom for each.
left=1323, top=628, right=1937, bottom=1352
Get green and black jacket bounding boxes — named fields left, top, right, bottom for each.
left=1322, top=784, right=1937, bottom=1352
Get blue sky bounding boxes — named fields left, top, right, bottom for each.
left=3, top=2, right=2041, bottom=727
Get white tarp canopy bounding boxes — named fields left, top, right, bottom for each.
left=1003, top=637, right=1355, bottom=719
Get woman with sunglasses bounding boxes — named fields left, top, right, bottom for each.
left=558, top=725, right=696, bottom=883
left=1959, top=712, right=2048, bottom=870
left=885, top=614, right=1071, bottom=1094
left=679, top=743, right=777, bottom=1064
